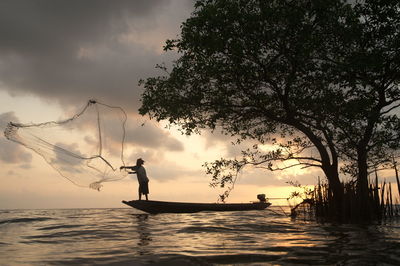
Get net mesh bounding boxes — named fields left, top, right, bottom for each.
left=4, top=99, right=128, bottom=190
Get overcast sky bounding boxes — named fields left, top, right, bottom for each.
left=0, top=0, right=369, bottom=208
left=0, top=0, right=194, bottom=108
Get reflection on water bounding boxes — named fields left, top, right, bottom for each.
left=0, top=207, right=399, bottom=265
left=134, top=214, right=152, bottom=252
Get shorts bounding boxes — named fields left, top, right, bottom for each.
left=139, top=181, right=149, bottom=195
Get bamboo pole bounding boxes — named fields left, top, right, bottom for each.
left=374, top=170, right=380, bottom=212
left=381, top=181, right=386, bottom=217
left=389, top=182, right=393, bottom=217
left=393, top=158, right=400, bottom=201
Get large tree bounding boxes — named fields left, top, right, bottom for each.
left=322, top=0, right=400, bottom=215
left=139, top=0, right=400, bottom=218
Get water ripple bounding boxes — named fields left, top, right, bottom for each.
left=0, top=207, right=399, bottom=265
left=0, top=217, right=52, bottom=225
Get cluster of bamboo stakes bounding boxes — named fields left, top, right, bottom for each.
left=292, top=164, right=400, bottom=222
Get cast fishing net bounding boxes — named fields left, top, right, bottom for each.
left=4, top=99, right=129, bottom=190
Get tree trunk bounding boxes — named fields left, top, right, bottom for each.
left=288, top=120, right=343, bottom=219
left=323, top=165, right=343, bottom=220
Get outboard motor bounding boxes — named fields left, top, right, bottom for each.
left=257, top=194, right=266, bottom=202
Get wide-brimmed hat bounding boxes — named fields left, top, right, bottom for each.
left=137, top=158, right=145, bottom=163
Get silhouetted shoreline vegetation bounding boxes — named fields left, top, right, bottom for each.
left=291, top=169, right=400, bottom=223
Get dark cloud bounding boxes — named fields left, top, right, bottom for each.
left=0, top=0, right=193, bottom=111
left=0, top=112, right=32, bottom=165
left=0, top=0, right=168, bottom=55
left=125, top=122, right=184, bottom=151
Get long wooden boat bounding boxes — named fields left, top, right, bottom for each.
left=122, top=199, right=271, bottom=214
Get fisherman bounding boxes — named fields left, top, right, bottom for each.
left=120, top=158, right=149, bottom=200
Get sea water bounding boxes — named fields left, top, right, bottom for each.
left=1, top=206, right=399, bottom=265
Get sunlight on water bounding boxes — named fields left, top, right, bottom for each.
left=0, top=207, right=399, bottom=265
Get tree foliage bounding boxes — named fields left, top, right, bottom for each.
left=139, top=0, right=400, bottom=205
